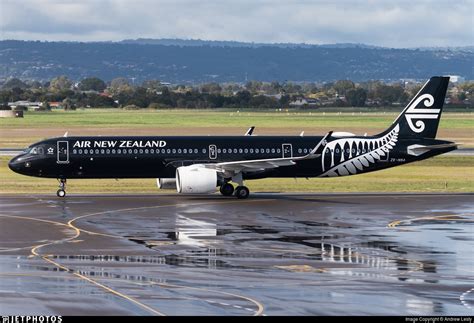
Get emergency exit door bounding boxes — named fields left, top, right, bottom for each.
left=57, top=141, right=69, bottom=164
left=282, top=144, right=293, bottom=158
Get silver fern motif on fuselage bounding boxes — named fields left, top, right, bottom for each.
left=319, top=124, right=399, bottom=177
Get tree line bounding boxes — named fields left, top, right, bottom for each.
left=0, top=76, right=472, bottom=110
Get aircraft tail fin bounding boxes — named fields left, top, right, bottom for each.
left=387, top=76, right=450, bottom=139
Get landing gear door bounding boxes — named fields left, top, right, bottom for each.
left=282, top=144, right=293, bottom=158
left=57, top=141, right=69, bottom=164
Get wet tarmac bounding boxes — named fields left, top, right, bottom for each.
left=0, top=193, right=473, bottom=315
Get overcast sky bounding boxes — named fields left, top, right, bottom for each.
left=1, top=0, right=472, bottom=48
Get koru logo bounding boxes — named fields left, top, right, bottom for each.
left=404, top=94, right=439, bottom=133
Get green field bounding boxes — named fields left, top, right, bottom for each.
left=1, top=156, right=472, bottom=194
left=1, top=109, right=473, bottom=129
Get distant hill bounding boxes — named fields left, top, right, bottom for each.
left=119, top=38, right=383, bottom=49
left=0, top=40, right=472, bottom=83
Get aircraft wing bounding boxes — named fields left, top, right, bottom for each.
left=203, top=131, right=332, bottom=176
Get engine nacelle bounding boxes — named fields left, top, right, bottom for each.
left=156, top=178, right=176, bottom=189
left=176, top=165, right=218, bottom=194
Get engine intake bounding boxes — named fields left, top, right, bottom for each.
left=176, top=165, right=218, bottom=194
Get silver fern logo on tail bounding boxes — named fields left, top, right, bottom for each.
left=404, top=94, right=439, bottom=133
left=319, top=125, right=399, bottom=177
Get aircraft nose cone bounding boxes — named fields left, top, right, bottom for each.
left=8, top=156, right=22, bottom=173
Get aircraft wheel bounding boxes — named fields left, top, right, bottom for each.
left=235, top=186, right=249, bottom=199
left=57, top=189, right=66, bottom=198
left=220, top=183, right=234, bottom=196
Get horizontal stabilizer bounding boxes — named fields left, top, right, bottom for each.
left=407, top=143, right=458, bottom=156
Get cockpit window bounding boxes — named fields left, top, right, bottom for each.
left=23, top=148, right=32, bottom=154
left=29, top=147, right=44, bottom=155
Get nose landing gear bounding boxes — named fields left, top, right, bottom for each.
left=57, top=178, right=67, bottom=197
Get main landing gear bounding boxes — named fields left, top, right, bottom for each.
left=57, top=178, right=67, bottom=197
left=234, top=186, right=250, bottom=199
left=219, top=182, right=235, bottom=196
left=219, top=178, right=250, bottom=199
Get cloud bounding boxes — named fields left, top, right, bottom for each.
left=0, top=0, right=472, bottom=47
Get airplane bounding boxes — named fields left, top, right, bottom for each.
left=8, top=76, right=457, bottom=199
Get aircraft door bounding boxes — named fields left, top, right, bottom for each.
left=209, top=144, right=217, bottom=160
left=282, top=144, right=293, bottom=158
left=57, top=141, right=69, bottom=164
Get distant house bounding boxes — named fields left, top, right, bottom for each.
left=8, top=101, right=42, bottom=110
left=447, top=75, right=465, bottom=83
left=263, top=93, right=283, bottom=100
left=289, top=97, right=319, bottom=107
left=49, top=102, right=63, bottom=109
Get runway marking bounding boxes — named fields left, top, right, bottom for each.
left=66, top=199, right=268, bottom=240
left=0, top=214, right=77, bottom=253
left=0, top=273, right=259, bottom=314
left=1, top=214, right=166, bottom=315
left=388, top=213, right=474, bottom=228
left=17, top=199, right=268, bottom=316
left=146, top=281, right=265, bottom=316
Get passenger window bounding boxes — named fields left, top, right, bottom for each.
left=223, top=148, right=227, bottom=153
left=101, top=149, right=105, bottom=154
left=244, top=149, right=248, bottom=153
left=271, top=148, right=275, bottom=153
left=112, top=149, right=116, bottom=154
left=178, top=149, right=182, bottom=154
left=194, top=148, right=198, bottom=154
left=266, top=148, right=270, bottom=153
left=128, top=149, right=132, bottom=154
left=145, top=149, right=149, bottom=154
left=233, top=148, right=237, bottom=153
left=250, top=148, right=254, bottom=153
left=239, top=148, right=243, bottom=153
left=202, top=149, right=206, bottom=153
left=277, top=148, right=281, bottom=153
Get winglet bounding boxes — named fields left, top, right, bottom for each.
left=63, top=132, right=68, bottom=137
left=245, top=126, right=255, bottom=136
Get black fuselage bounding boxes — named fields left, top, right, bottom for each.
left=8, top=134, right=455, bottom=180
